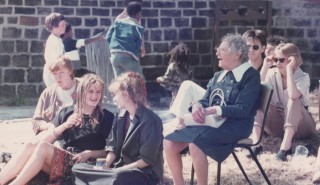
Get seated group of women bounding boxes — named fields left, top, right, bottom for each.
left=0, top=57, right=163, bottom=185
left=0, top=31, right=317, bottom=185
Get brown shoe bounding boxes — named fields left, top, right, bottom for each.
left=313, top=171, right=320, bottom=184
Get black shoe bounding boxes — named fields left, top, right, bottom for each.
left=275, top=149, right=293, bottom=161
left=247, top=145, right=263, bottom=158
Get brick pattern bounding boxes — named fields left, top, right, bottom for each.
left=0, top=0, right=319, bottom=103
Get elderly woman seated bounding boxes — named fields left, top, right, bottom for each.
left=164, top=33, right=261, bottom=185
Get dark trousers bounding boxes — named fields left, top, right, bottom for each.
left=73, top=68, right=95, bottom=78
left=72, top=163, right=154, bottom=185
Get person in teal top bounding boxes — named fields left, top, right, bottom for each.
left=106, top=1, right=144, bottom=77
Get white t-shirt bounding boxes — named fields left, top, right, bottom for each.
left=43, top=34, right=64, bottom=86
left=44, top=34, right=64, bottom=65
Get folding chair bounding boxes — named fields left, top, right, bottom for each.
left=190, top=82, right=273, bottom=185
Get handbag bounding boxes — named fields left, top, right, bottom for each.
left=184, top=88, right=227, bottom=128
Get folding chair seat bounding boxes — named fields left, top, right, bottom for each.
left=190, top=82, right=273, bottom=185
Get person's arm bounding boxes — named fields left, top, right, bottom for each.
left=260, top=56, right=274, bottom=81
left=73, top=150, right=107, bottom=163
left=286, top=56, right=302, bottom=99
left=115, top=159, right=149, bottom=171
left=32, top=89, right=54, bottom=134
left=39, top=112, right=81, bottom=143
left=140, top=35, right=146, bottom=57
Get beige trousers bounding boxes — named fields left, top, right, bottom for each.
left=255, top=98, right=316, bottom=139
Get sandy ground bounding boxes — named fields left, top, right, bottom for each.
left=0, top=91, right=319, bottom=184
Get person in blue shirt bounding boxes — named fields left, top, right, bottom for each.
left=106, top=1, right=144, bottom=77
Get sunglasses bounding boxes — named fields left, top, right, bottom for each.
left=247, top=45, right=260, bottom=50
left=272, top=57, right=286, bottom=63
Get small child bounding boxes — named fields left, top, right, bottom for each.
left=43, top=13, right=66, bottom=87
left=157, top=43, right=192, bottom=103
left=60, top=22, right=105, bottom=77
left=106, top=1, right=144, bottom=77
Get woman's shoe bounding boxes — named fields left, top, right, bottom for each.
left=275, top=149, right=293, bottom=161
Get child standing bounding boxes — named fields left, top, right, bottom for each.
left=157, top=43, right=192, bottom=102
left=43, top=13, right=66, bottom=87
left=106, top=1, right=144, bottom=77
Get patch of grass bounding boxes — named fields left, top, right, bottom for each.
left=6, top=96, right=26, bottom=106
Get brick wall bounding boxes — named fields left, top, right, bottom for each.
left=0, top=0, right=319, bottom=104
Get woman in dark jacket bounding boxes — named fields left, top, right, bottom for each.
left=72, top=72, right=163, bottom=185
left=164, top=33, right=261, bottom=185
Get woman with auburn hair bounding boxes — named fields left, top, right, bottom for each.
left=72, top=72, right=163, bottom=185
left=0, top=74, right=114, bottom=185
left=252, top=43, right=316, bottom=161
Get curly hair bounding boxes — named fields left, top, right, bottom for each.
left=168, top=43, right=191, bottom=74
left=221, top=33, right=249, bottom=64
left=48, top=56, right=74, bottom=79
left=108, top=72, right=147, bottom=106
left=75, top=74, right=105, bottom=127
left=45, top=13, right=65, bottom=31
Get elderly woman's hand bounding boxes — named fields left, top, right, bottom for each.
left=192, top=103, right=206, bottom=124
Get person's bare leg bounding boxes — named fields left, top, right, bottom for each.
left=9, top=142, right=54, bottom=185
left=189, top=143, right=208, bottom=185
left=164, top=139, right=188, bottom=185
left=0, top=141, right=37, bottom=185
left=280, top=127, right=295, bottom=151
left=251, top=124, right=262, bottom=146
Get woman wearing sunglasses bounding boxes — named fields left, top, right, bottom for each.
left=252, top=43, right=316, bottom=161
left=242, top=29, right=266, bottom=71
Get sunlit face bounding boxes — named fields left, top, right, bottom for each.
left=53, top=20, right=66, bottom=36
left=273, top=49, right=288, bottom=71
left=246, top=38, right=265, bottom=62
left=52, top=67, right=73, bottom=90
left=216, top=41, right=238, bottom=71
left=85, top=83, right=103, bottom=108
left=112, top=90, right=127, bottom=109
left=265, top=44, right=276, bottom=57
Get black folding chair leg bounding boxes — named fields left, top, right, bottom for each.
left=249, top=149, right=272, bottom=185
left=232, top=152, right=252, bottom=185
left=217, top=162, right=221, bottom=185
left=190, top=164, right=195, bottom=185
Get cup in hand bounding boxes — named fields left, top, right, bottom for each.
left=95, top=158, right=105, bottom=169
left=294, top=145, right=309, bottom=157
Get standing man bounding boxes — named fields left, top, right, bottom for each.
left=106, top=2, right=144, bottom=77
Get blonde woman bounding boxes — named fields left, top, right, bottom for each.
left=252, top=43, right=316, bottom=161
left=0, top=74, right=114, bottom=185
left=72, top=72, right=163, bottom=185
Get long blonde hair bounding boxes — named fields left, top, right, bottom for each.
left=108, top=72, right=147, bottom=106
left=75, top=74, right=104, bottom=127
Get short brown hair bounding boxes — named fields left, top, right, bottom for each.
left=108, top=72, right=147, bottom=106
left=45, top=13, right=65, bottom=31
left=48, top=56, right=74, bottom=79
